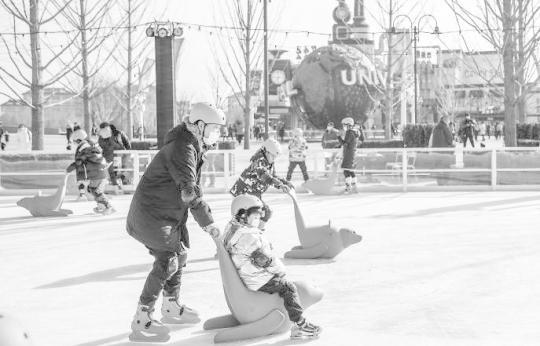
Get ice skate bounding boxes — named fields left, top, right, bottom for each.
left=101, top=206, right=116, bottom=215
left=76, top=194, right=88, bottom=202
left=93, top=204, right=106, bottom=213
left=130, top=304, right=170, bottom=342
left=290, top=319, right=321, bottom=340
left=343, top=184, right=351, bottom=194
left=351, top=184, right=358, bottom=194
left=161, top=296, right=201, bottom=324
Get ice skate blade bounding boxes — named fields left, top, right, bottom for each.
left=290, top=332, right=320, bottom=341
left=161, top=315, right=201, bottom=324
left=128, top=331, right=170, bottom=343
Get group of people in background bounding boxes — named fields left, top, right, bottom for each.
left=0, top=122, right=32, bottom=151
left=65, top=121, right=131, bottom=208
left=432, top=113, right=505, bottom=149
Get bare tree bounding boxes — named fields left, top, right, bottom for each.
left=211, top=0, right=266, bottom=150
left=55, top=0, right=120, bottom=134
left=111, top=0, right=167, bottom=140
left=370, top=0, right=419, bottom=139
left=446, top=0, right=540, bottom=146
left=90, top=77, right=125, bottom=125
left=0, top=0, right=81, bottom=149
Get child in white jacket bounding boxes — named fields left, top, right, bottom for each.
left=223, top=194, right=321, bottom=340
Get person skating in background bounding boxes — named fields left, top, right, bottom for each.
left=496, top=121, right=504, bottom=140
left=230, top=138, right=293, bottom=230
left=431, top=115, right=454, bottom=148
left=224, top=194, right=322, bottom=340
left=286, top=128, right=309, bottom=184
left=460, top=113, right=475, bottom=148
left=321, top=122, right=340, bottom=149
left=479, top=121, right=487, bottom=142
left=278, top=124, right=286, bottom=143
left=339, top=117, right=361, bottom=194
left=0, top=121, right=7, bottom=151
left=66, top=129, right=115, bottom=214
left=13, top=124, right=32, bottom=151
left=98, top=122, right=131, bottom=191
left=126, top=103, right=224, bottom=339
left=321, top=122, right=341, bottom=176
left=66, top=122, right=74, bottom=150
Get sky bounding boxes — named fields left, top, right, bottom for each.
left=0, top=0, right=497, bottom=106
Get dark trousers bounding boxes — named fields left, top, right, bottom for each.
left=139, top=247, right=188, bottom=308
left=258, top=275, right=303, bottom=323
left=343, top=169, right=356, bottom=178
left=88, top=179, right=111, bottom=207
left=108, top=163, right=120, bottom=186
left=463, top=133, right=475, bottom=148
left=286, top=161, right=309, bottom=181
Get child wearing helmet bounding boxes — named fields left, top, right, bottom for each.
left=230, top=138, right=293, bottom=229
left=66, top=129, right=115, bottom=214
left=339, top=117, right=363, bottom=194
left=286, top=128, right=309, bottom=183
left=223, top=195, right=322, bottom=340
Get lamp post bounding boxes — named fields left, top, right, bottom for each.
left=263, top=0, right=270, bottom=137
left=392, top=14, right=439, bottom=124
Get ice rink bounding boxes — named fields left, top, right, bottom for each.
left=1, top=191, right=539, bottom=346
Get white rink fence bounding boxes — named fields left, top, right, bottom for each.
left=1, top=147, right=540, bottom=194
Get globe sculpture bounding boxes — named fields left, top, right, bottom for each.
left=292, top=44, right=385, bottom=128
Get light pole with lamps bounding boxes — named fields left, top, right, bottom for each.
left=392, top=14, right=439, bottom=124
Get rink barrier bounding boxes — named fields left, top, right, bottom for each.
left=1, top=147, right=540, bottom=194
left=112, top=150, right=235, bottom=193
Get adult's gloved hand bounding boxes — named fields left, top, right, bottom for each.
left=203, top=224, right=221, bottom=239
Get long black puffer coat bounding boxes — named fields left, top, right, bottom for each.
left=126, top=123, right=213, bottom=253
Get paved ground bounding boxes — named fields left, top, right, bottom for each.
left=1, top=191, right=539, bottom=345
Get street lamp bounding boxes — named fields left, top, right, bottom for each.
left=392, top=14, right=439, bottom=124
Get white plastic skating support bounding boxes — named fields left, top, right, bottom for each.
left=284, top=191, right=362, bottom=259
left=204, top=238, right=324, bottom=343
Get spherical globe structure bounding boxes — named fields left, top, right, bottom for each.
left=292, top=44, right=385, bottom=129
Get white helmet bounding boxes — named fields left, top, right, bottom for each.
left=292, top=128, right=303, bottom=137
left=188, top=103, right=226, bottom=126
left=262, top=138, right=281, bottom=156
left=341, top=117, right=354, bottom=126
left=231, top=194, right=263, bottom=217
left=72, top=129, right=88, bottom=142
left=0, top=314, right=33, bottom=346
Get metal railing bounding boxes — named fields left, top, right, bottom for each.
left=1, top=147, right=540, bottom=193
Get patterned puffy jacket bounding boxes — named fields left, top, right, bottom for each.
left=288, top=137, right=308, bottom=162
left=230, top=149, right=288, bottom=197
left=223, top=220, right=286, bottom=290
left=66, top=139, right=109, bottom=181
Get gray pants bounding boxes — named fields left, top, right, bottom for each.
left=139, top=247, right=188, bottom=307
left=88, top=179, right=110, bottom=207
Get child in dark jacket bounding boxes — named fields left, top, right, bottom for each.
left=229, top=138, right=293, bottom=229
left=339, top=117, right=362, bottom=194
left=224, top=194, right=321, bottom=339
left=66, top=129, right=115, bottom=214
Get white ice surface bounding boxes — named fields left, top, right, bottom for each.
left=1, top=191, right=539, bottom=346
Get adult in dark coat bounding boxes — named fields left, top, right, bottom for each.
left=431, top=115, right=454, bottom=148
left=127, top=102, right=225, bottom=338
left=98, top=122, right=131, bottom=186
left=460, top=113, right=475, bottom=148
left=321, top=122, right=340, bottom=149
left=339, top=117, right=361, bottom=193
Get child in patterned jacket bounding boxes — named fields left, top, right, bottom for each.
left=230, top=138, right=293, bottom=230
left=286, top=128, right=309, bottom=183
left=224, top=194, right=321, bottom=339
